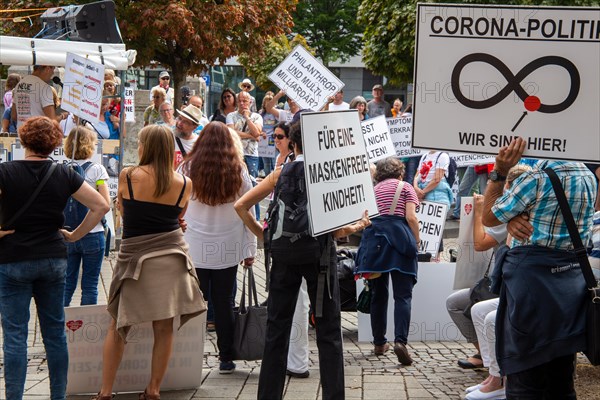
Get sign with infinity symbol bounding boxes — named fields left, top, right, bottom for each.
left=413, top=4, right=600, bottom=162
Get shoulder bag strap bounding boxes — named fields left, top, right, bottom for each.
left=544, top=167, right=597, bottom=289
left=2, top=162, right=58, bottom=230
left=175, top=137, right=187, bottom=157
left=389, top=180, right=405, bottom=215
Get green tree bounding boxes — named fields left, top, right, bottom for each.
left=292, top=0, right=362, bottom=66
left=238, top=34, right=314, bottom=90
left=358, top=0, right=598, bottom=85
left=2, top=0, right=297, bottom=108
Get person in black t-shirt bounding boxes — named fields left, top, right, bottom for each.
left=0, top=116, right=108, bottom=400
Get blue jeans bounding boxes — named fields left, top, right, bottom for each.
left=261, top=157, right=275, bottom=176
left=244, top=155, right=260, bottom=220
left=452, top=166, right=489, bottom=218
left=64, top=231, right=105, bottom=306
left=370, top=270, right=416, bottom=345
left=0, top=257, right=68, bottom=400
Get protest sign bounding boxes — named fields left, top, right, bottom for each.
left=414, top=4, right=600, bottom=162
left=361, top=115, right=396, bottom=162
left=301, top=110, right=378, bottom=236
left=124, top=86, right=135, bottom=123
left=269, top=45, right=344, bottom=112
left=386, top=116, right=427, bottom=158
left=258, top=135, right=276, bottom=158
left=0, top=147, right=7, bottom=163
left=416, top=201, right=448, bottom=254
left=449, top=152, right=496, bottom=167
left=12, top=142, right=102, bottom=164
left=452, top=197, right=494, bottom=289
left=65, top=305, right=205, bottom=394
left=61, top=53, right=105, bottom=124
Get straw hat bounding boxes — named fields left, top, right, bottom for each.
left=238, top=78, right=255, bottom=91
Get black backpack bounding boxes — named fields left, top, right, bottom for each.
left=264, top=161, right=326, bottom=264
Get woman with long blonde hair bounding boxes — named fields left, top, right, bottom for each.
left=93, top=125, right=205, bottom=400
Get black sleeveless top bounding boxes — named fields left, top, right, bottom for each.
left=122, top=174, right=186, bottom=239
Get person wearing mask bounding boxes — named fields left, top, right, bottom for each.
left=0, top=116, right=108, bottom=400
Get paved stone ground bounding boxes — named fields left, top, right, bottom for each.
left=1, top=234, right=596, bottom=399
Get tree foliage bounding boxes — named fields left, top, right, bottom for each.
left=2, top=0, right=297, bottom=107
left=358, top=0, right=599, bottom=86
left=238, top=34, right=314, bottom=90
left=292, top=0, right=362, bottom=66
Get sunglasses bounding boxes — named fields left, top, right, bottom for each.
left=274, top=134, right=286, bottom=140
left=223, top=94, right=233, bottom=99
left=160, top=77, right=170, bottom=80
left=242, top=84, right=251, bottom=89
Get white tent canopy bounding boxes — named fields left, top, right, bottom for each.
left=0, top=35, right=136, bottom=70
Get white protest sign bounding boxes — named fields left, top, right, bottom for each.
left=124, top=86, right=135, bottom=123
left=361, top=116, right=396, bottom=162
left=65, top=305, right=205, bottom=394
left=449, top=152, right=496, bottom=167
left=416, top=201, right=448, bottom=254
left=301, top=110, right=379, bottom=236
left=414, top=4, right=600, bottom=162
left=386, top=116, right=427, bottom=158
left=268, top=45, right=344, bottom=111
left=258, top=135, right=276, bottom=158
left=0, top=148, right=7, bottom=163
left=452, top=197, right=494, bottom=289
left=62, top=53, right=105, bottom=124
left=12, top=142, right=102, bottom=164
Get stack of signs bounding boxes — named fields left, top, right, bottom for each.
left=269, top=45, right=344, bottom=112
left=61, top=52, right=105, bottom=124
left=300, top=110, right=379, bottom=235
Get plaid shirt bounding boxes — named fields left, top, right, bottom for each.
left=492, top=161, right=597, bottom=250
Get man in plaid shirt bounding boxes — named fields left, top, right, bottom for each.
left=482, top=137, right=597, bottom=398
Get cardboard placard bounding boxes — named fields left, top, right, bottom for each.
left=268, top=45, right=345, bottom=112
left=301, top=110, right=379, bottom=236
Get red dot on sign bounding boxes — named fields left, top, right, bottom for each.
left=524, top=96, right=541, bottom=112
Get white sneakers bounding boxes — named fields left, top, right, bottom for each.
left=465, top=387, right=506, bottom=400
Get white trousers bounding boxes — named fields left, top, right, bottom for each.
left=471, top=298, right=500, bottom=377
left=287, top=278, right=309, bottom=373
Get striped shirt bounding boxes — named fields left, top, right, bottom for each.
left=375, top=179, right=419, bottom=217
left=492, top=161, right=597, bottom=250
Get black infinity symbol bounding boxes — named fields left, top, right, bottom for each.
left=451, top=53, right=580, bottom=113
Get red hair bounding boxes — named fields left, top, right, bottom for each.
left=19, top=116, right=63, bottom=155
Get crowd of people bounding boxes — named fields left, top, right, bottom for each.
left=1, top=68, right=599, bottom=400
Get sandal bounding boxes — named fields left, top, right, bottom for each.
left=139, top=390, right=160, bottom=400
left=90, top=394, right=114, bottom=400
left=457, top=353, right=484, bottom=369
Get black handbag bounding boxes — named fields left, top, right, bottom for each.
left=463, top=254, right=498, bottom=319
left=231, top=267, right=268, bottom=361
left=545, top=168, right=600, bottom=366
left=356, top=279, right=372, bottom=314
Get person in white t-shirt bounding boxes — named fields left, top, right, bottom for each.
left=62, top=126, right=110, bottom=307
left=12, top=66, right=67, bottom=129
left=173, top=104, right=201, bottom=168
left=265, top=90, right=299, bottom=123
left=323, top=89, right=349, bottom=111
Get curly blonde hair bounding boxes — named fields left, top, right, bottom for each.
left=64, top=126, right=97, bottom=160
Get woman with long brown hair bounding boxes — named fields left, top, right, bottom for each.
left=211, top=87, right=237, bottom=124
left=93, top=125, right=205, bottom=400
left=180, top=121, right=256, bottom=374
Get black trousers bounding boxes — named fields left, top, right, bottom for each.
left=506, top=354, right=576, bottom=399
left=196, top=265, right=238, bottom=362
left=258, top=258, right=344, bottom=400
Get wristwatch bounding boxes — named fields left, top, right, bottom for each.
left=489, top=170, right=507, bottom=182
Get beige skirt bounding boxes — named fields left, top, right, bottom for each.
left=108, top=252, right=206, bottom=341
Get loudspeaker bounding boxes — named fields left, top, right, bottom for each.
left=40, top=0, right=122, bottom=44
